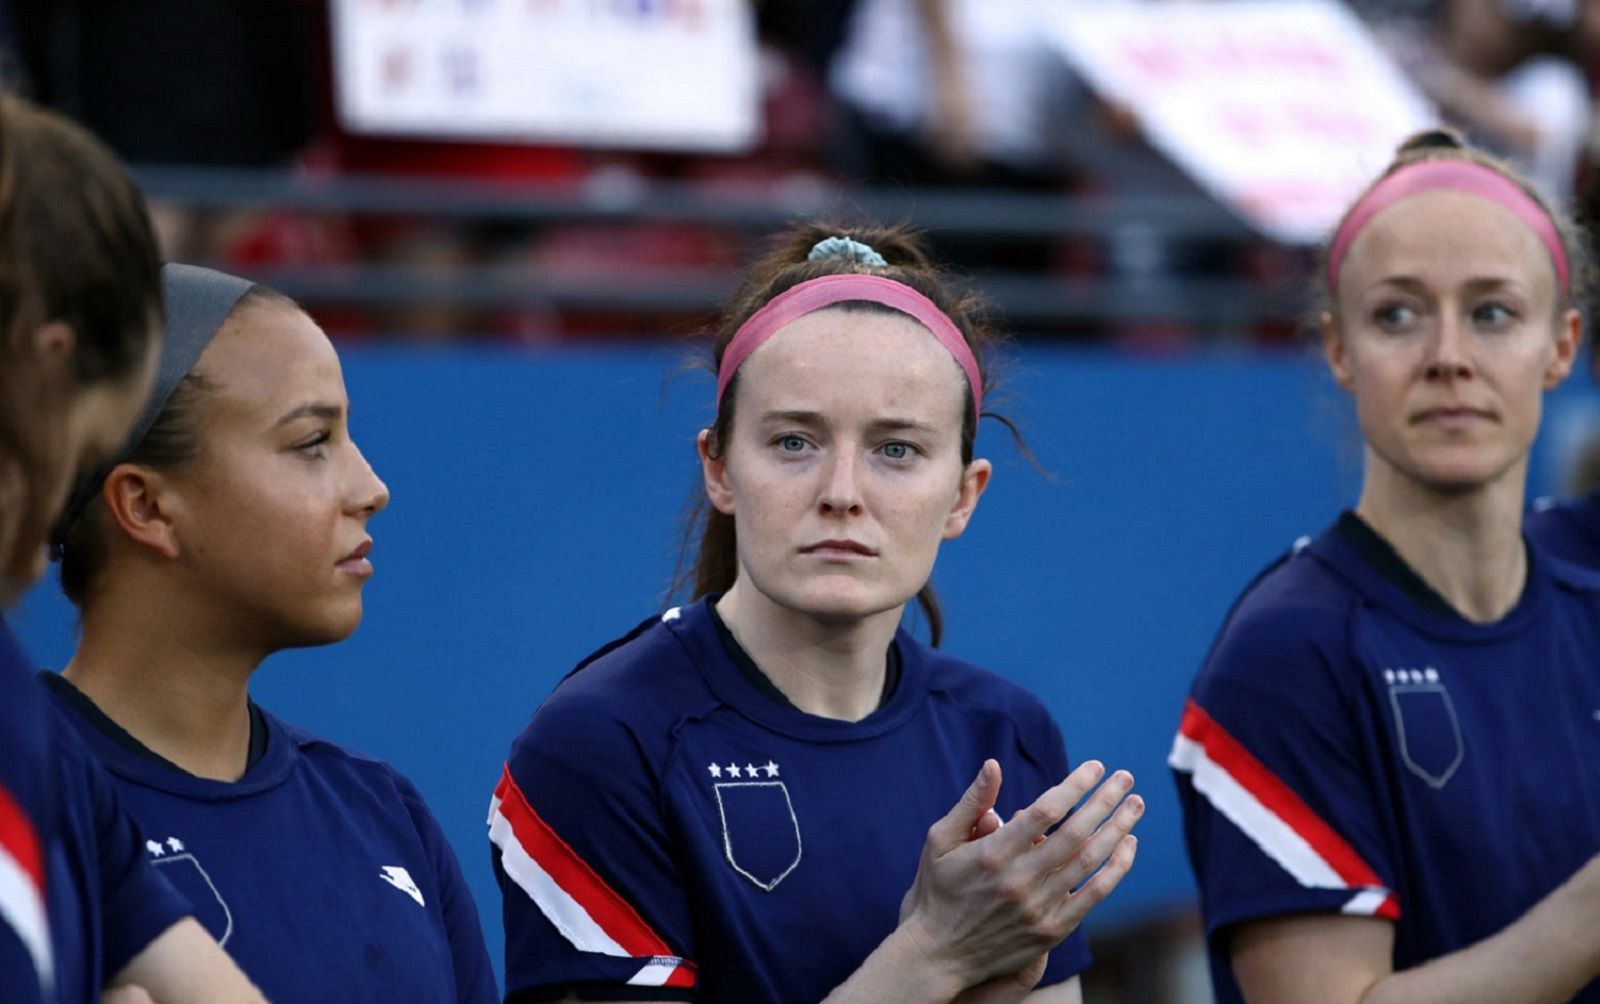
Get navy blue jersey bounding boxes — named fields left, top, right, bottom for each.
left=0, top=621, right=191, bottom=1004
left=1527, top=493, right=1600, bottom=569
left=491, top=598, right=1091, bottom=1003
left=0, top=621, right=52, bottom=1002
left=1171, top=523, right=1600, bottom=1003
left=44, top=682, right=497, bottom=1004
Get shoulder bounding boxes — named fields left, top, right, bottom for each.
left=267, top=712, right=427, bottom=808
left=266, top=712, right=456, bottom=851
left=1529, top=526, right=1600, bottom=598
left=1528, top=494, right=1600, bottom=576
left=923, top=644, right=1051, bottom=719
left=917, top=641, right=1062, bottom=750
left=508, top=606, right=719, bottom=777
left=1192, top=538, right=1365, bottom=709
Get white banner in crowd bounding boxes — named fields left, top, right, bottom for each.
left=331, top=0, right=760, bottom=153
left=1048, top=0, right=1436, bottom=244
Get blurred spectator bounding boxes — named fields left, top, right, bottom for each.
left=1370, top=0, right=1597, bottom=197
left=828, top=0, right=1080, bottom=190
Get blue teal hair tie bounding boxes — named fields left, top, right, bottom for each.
left=807, top=235, right=888, bottom=267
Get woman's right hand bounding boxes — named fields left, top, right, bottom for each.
left=897, top=758, right=1143, bottom=992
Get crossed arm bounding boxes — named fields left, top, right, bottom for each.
left=1232, top=853, right=1600, bottom=1004
left=105, top=918, right=269, bottom=1004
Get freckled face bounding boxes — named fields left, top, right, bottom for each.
left=1326, top=189, right=1578, bottom=495
left=164, top=304, right=389, bottom=648
left=702, top=307, right=989, bottom=623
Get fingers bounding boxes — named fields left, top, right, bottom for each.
left=1000, top=760, right=1107, bottom=851
left=1042, top=788, right=1145, bottom=896
left=1064, top=833, right=1139, bottom=921
left=927, top=759, right=1003, bottom=857
left=970, top=808, right=1003, bottom=841
left=1036, top=768, right=1137, bottom=873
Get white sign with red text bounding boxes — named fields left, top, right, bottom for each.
left=331, top=0, right=760, bottom=152
left=1048, top=0, right=1436, bottom=243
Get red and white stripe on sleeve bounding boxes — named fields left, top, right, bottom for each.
left=488, top=764, right=695, bottom=989
left=1170, top=698, right=1400, bottom=920
left=0, top=780, right=51, bottom=988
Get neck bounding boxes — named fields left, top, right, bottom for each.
left=1355, top=451, right=1528, bottom=624
left=716, top=582, right=902, bottom=722
left=65, top=577, right=264, bottom=782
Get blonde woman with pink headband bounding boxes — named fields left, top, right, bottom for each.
left=488, top=223, right=1143, bottom=1003
left=1172, top=129, right=1600, bottom=1003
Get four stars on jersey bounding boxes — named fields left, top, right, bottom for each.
left=707, top=761, right=780, bottom=779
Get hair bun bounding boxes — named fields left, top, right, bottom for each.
left=1397, top=128, right=1466, bottom=156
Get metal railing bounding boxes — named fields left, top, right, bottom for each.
left=134, top=165, right=1305, bottom=336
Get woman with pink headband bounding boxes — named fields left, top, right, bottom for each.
left=490, top=222, right=1142, bottom=1003
left=1173, top=129, right=1600, bottom=1003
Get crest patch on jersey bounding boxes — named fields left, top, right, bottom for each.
left=1385, top=667, right=1464, bottom=789
left=147, top=837, right=233, bottom=945
left=713, top=779, right=801, bottom=891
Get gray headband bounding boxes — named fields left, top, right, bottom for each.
left=129, top=263, right=255, bottom=448
left=50, top=263, right=254, bottom=557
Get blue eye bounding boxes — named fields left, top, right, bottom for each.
left=1472, top=301, right=1516, bottom=326
left=881, top=442, right=917, bottom=461
left=1374, top=303, right=1418, bottom=330
left=777, top=435, right=809, bottom=453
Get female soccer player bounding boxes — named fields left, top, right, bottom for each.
left=46, top=264, right=497, bottom=1003
left=1172, top=130, right=1600, bottom=1003
left=491, top=224, right=1143, bottom=1003
left=0, top=95, right=265, bottom=1003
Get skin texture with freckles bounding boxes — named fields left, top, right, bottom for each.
left=701, top=307, right=989, bottom=632
left=1324, top=188, right=1578, bottom=498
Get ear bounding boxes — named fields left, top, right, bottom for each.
left=1321, top=311, right=1355, bottom=392
left=698, top=429, right=735, bottom=516
left=100, top=464, right=181, bottom=560
left=1545, top=307, right=1582, bottom=390
left=941, top=458, right=992, bottom=540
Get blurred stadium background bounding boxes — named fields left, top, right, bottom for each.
left=6, top=1, right=1600, bottom=999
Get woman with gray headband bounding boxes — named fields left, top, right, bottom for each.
left=46, top=264, right=496, bottom=1003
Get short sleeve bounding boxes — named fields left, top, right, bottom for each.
left=67, top=739, right=194, bottom=977
left=1170, top=604, right=1400, bottom=944
left=396, top=777, right=499, bottom=1004
left=489, top=694, right=696, bottom=1000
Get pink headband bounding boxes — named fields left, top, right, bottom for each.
left=716, top=273, right=983, bottom=419
left=1328, top=159, right=1569, bottom=296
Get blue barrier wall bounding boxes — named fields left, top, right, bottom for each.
left=12, top=344, right=1591, bottom=984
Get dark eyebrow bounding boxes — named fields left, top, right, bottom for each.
left=870, top=418, right=940, bottom=435
left=275, top=402, right=344, bottom=427
left=759, top=410, right=826, bottom=427
left=758, top=410, right=941, bottom=435
left=1375, top=275, right=1526, bottom=294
